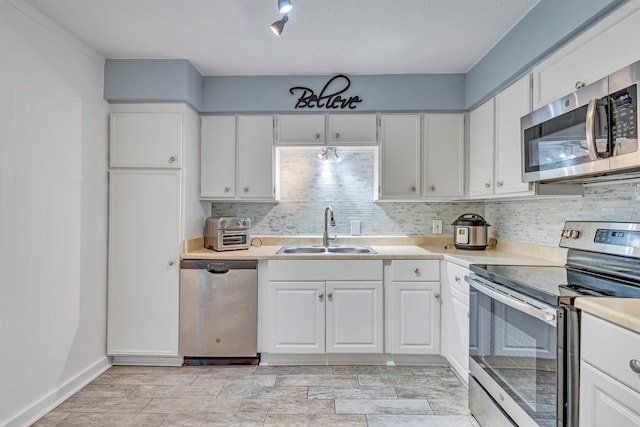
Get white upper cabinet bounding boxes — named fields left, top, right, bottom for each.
left=326, top=114, right=377, bottom=144
left=201, top=115, right=275, bottom=201
left=533, top=4, right=640, bottom=109
left=379, top=114, right=421, bottom=199
left=423, top=114, right=465, bottom=198
left=110, top=112, right=182, bottom=168
left=275, top=115, right=325, bottom=144
left=469, top=74, right=532, bottom=199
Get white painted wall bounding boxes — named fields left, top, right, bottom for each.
left=0, top=1, right=110, bottom=425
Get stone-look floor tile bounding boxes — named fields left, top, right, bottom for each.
left=129, top=385, right=222, bottom=399
left=256, top=365, right=332, bottom=375
left=191, top=374, right=276, bottom=387
left=91, top=373, right=197, bottom=386
left=410, top=366, right=458, bottom=377
left=31, top=411, right=70, bottom=426
left=308, top=386, right=397, bottom=400
left=239, top=398, right=335, bottom=415
left=73, top=384, right=139, bottom=398
left=264, top=414, right=367, bottom=426
left=358, top=374, right=446, bottom=387
left=332, top=366, right=414, bottom=376
left=54, top=397, right=151, bottom=413
left=217, top=384, right=308, bottom=399
left=53, top=413, right=167, bottom=427
left=142, top=398, right=242, bottom=414
left=275, top=374, right=358, bottom=387
left=367, top=414, right=475, bottom=426
left=191, top=365, right=258, bottom=378
left=395, top=383, right=468, bottom=400
left=429, top=398, right=471, bottom=415
left=335, top=399, right=433, bottom=415
left=160, top=413, right=265, bottom=426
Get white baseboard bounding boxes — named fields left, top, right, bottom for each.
left=110, top=355, right=184, bottom=366
left=5, top=357, right=111, bottom=427
left=259, top=353, right=448, bottom=366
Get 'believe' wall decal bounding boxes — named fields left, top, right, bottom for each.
left=289, top=75, right=363, bottom=109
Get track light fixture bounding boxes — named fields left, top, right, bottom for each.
left=278, top=0, right=292, bottom=14
left=270, top=14, right=288, bottom=37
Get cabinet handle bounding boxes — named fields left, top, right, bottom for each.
left=414, top=268, right=420, bottom=275
left=429, top=185, right=436, bottom=191
left=434, top=293, right=441, bottom=300
left=243, top=187, right=249, bottom=193
left=484, top=182, right=491, bottom=189
left=497, top=181, right=504, bottom=187
left=224, top=186, right=230, bottom=193
left=168, top=261, right=175, bottom=266
left=328, top=292, right=333, bottom=301
left=410, top=186, right=416, bottom=192
left=630, top=359, right=640, bottom=374
left=169, top=156, right=177, bottom=164
left=455, top=276, right=461, bottom=282
left=318, top=293, right=324, bottom=301
left=314, top=133, right=321, bottom=139
left=575, top=81, right=586, bottom=89
left=334, top=132, right=340, bottom=139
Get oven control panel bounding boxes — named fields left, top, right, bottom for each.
left=594, top=228, right=640, bottom=247
left=560, top=221, right=640, bottom=258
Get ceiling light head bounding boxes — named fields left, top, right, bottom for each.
left=278, top=0, right=293, bottom=14
left=270, top=14, right=288, bottom=37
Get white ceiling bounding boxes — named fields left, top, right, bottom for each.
left=26, top=0, right=539, bottom=76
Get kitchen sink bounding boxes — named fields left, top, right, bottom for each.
left=276, top=245, right=377, bottom=254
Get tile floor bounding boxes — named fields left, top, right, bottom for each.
left=32, top=364, right=478, bottom=426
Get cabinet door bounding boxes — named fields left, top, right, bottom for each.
left=423, top=114, right=464, bottom=198
left=238, top=116, right=274, bottom=199
left=108, top=170, right=181, bottom=356
left=379, top=114, right=421, bottom=199
left=495, top=75, right=532, bottom=196
left=580, top=362, right=640, bottom=427
left=276, top=115, right=325, bottom=144
left=468, top=99, right=495, bottom=197
left=201, top=116, right=236, bottom=198
left=327, top=114, right=377, bottom=144
left=390, top=282, right=440, bottom=354
left=448, top=286, right=469, bottom=385
left=110, top=113, right=182, bottom=168
left=326, top=281, right=383, bottom=353
left=268, top=281, right=325, bottom=353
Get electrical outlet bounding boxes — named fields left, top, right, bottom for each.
left=351, top=220, right=361, bottom=236
left=433, top=219, right=443, bottom=234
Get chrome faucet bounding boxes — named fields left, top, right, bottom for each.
left=322, top=206, right=337, bottom=247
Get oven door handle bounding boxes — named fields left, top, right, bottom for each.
left=466, top=276, right=557, bottom=327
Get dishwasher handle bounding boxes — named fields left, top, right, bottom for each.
left=207, top=262, right=230, bottom=274
left=180, top=259, right=258, bottom=271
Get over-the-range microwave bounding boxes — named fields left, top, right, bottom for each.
left=521, top=60, right=640, bottom=183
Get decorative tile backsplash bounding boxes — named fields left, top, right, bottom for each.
left=211, top=149, right=640, bottom=246
left=211, top=149, right=482, bottom=236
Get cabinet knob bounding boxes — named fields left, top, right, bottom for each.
left=497, top=181, right=504, bottom=187
left=455, top=276, right=461, bottom=282
left=168, top=261, right=175, bottom=266
left=630, top=359, right=640, bottom=374
left=429, top=185, right=436, bottom=191
left=224, top=186, right=230, bottom=193
left=410, top=186, right=416, bottom=192
left=414, top=268, right=420, bottom=275
left=575, top=81, right=586, bottom=89
left=484, top=182, right=491, bottom=189
left=318, top=293, right=324, bottom=301
left=434, top=293, right=441, bottom=300
left=334, top=132, right=340, bottom=139
left=243, top=187, right=249, bottom=193
left=328, top=292, right=333, bottom=301
left=314, top=133, right=321, bottom=139
left=169, top=156, right=177, bottom=163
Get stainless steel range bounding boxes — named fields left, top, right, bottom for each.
left=466, top=221, right=640, bottom=427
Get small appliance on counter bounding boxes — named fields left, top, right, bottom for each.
left=204, top=216, right=251, bottom=251
left=451, top=213, right=491, bottom=250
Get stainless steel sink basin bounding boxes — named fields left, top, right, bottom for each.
left=276, top=245, right=377, bottom=254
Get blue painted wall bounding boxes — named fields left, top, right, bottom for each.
left=103, top=0, right=625, bottom=112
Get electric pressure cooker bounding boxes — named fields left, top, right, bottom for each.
left=452, top=213, right=490, bottom=250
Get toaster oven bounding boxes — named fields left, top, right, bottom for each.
left=204, top=217, right=251, bottom=251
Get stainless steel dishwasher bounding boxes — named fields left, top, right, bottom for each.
left=179, top=260, right=258, bottom=359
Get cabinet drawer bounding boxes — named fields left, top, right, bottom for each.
left=582, top=313, right=640, bottom=394
left=446, top=262, right=470, bottom=295
left=391, top=260, right=439, bottom=282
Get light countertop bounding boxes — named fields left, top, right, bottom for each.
left=576, top=297, right=640, bottom=335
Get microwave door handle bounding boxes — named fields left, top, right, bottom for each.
left=466, top=276, right=557, bottom=326
left=585, top=99, right=599, bottom=161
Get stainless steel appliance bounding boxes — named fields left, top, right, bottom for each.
left=466, top=221, right=640, bottom=427
left=452, top=213, right=491, bottom=250
left=179, top=259, right=258, bottom=358
left=521, top=60, right=640, bottom=183
left=204, top=216, right=251, bottom=251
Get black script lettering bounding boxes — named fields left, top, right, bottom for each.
left=289, top=74, right=363, bottom=110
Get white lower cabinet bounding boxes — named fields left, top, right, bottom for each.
left=386, top=260, right=441, bottom=355
left=442, top=261, right=470, bottom=384
left=580, top=313, right=640, bottom=426
left=266, top=260, right=383, bottom=354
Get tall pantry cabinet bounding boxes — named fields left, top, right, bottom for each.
left=107, top=103, right=204, bottom=364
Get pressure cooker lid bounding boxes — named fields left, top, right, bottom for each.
left=452, top=213, right=490, bottom=227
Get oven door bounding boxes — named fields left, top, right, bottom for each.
left=467, top=275, right=560, bottom=427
